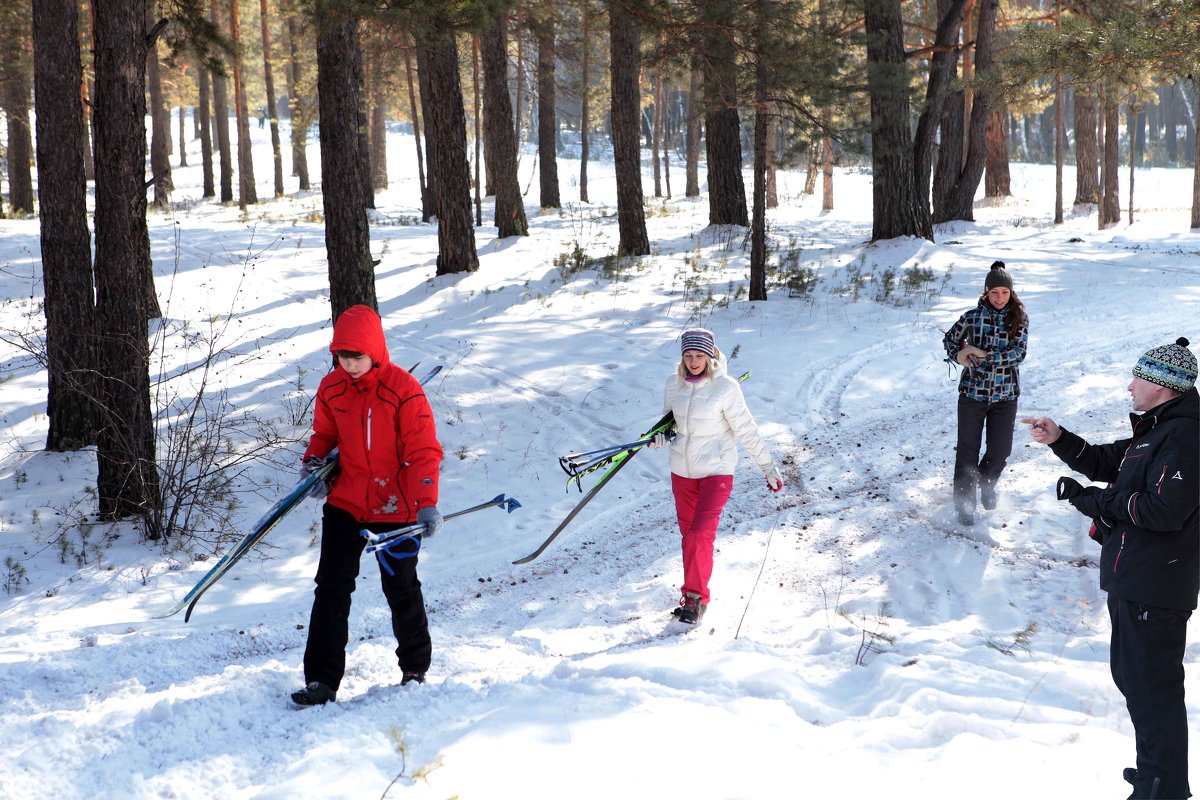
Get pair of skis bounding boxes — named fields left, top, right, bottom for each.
left=512, top=371, right=751, bottom=565
left=157, top=364, right=445, bottom=622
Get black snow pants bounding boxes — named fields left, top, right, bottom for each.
left=953, top=396, right=1017, bottom=512
left=1108, top=594, right=1192, bottom=800
left=302, top=503, right=432, bottom=692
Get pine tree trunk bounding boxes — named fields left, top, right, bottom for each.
left=286, top=14, right=310, bottom=190
left=426, top=27, right=478, bottom=273
left=984, top=104, right=1010, bottom=197
left=80, top=12, right=95, bottom=184
left=1192, top=84, right=1200, bottom=227
left=178, top=107, right=188, bottom=166
left=913, top=0, right=970, bottom=213
left=229, top=0, right=257, bottom=208
left=1073, top=87, right=1100, bottom=205
left=935, top=0, right=998, bottom=223
left=609, top=0, right=649, bottom=255
left=91, top=0, right=160, bottom=524
left=1100, top=87, right=1120, bottom=226
left=211, top=2, right=234, bottom=203
left=415, top=43, right=438, bottom=222
left=579, top=1, right=590, bottom=203
left=146, top=10, right=171, bottom=208
left=481, top=15, right=527, bottom=237
left=472, top=34, right=482, bottom=226
left=2, top=14, right=35, bottom=215
left=749, top=9, right=768, bottom=303
left=370, top=100, right=388, bottom=191
left=764, top=116, right=777, bottom=208
left=651, top=64, right=662, bottom=198
left=864, top=0, right=932, bottom=241
left=536, top=2, right=560, bottom=209
left=700, top=0, right=747, bottom=226
left=197, top=50, right=215, bottom=197
left=33, top=0, right=97, bottom=451
left=401, top=30, right=426, bottom=210
left=261, top=0, right=284, bottom=197
left=315, top=8, right=376, bottom=319
left=1127, top=103, right=1137, bottom=225
left=685, top=64, right=701, bottom=198
left=933, top=89, right=963, bottom=220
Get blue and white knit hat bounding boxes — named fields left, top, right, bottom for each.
left=1133, top=337, right=1196, bottom=392
left=680, top=328, right=716, bottom=358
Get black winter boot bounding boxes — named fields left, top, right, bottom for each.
left=980, top=482, right=997, bottom=510
left=291, top=681, right=336, bottom=707
left=401, top=671, right=426, bottom=686
left=672, top=592, right=707, bottom=625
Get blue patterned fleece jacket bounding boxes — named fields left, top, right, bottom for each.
left=942, top=299, right=1028, bottom=403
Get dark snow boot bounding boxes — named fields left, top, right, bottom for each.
left=401, top=671, right=426, bottom=686
left=956, top=505, right=974, bottom=526
left=291, top=681, right=336, bottom=707
left=980, top=482, right=997, bottom=510
left=672, top=592, right=707, bottom=625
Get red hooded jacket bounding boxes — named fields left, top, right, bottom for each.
left=303, top=305, right=443, bottom=524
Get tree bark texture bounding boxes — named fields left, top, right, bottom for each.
left=1, top=12, right=35, bottom=215
left=211, top=2, right=233, bottom=203
left=229, top=0, right=258, bottom=208
left=286, top=14, right=311, bottom=190
left=608, top=0, right=649, bottom=256
left=1101, top=88, right=1120, bottom=226
left=1073, top=87, right=1099, bottom=205
left=935, top=0, right=997, bottom=223
left=536, top=3, right=560, bottom=209
left=33, top=0, right=97, bottom=450
left=197, top=49, right=215, bottom=197
left=146, top=11, right=172, bottom=208
left=481, top=16, right=527, bottom=237
left=371, top=99, right=388, bottom=191
left=685, top=64, right=700, bottom=198
left=864, top=0, right=932, bottom=241
left=579, top=1, right=590, bottom=203
left=261, top=0, right=285, bottom=197
left=749, top=14, right=768, bottom=303
left=415, top=43, right=438, bottom=222
left=91, top=0, right=160, bottom=523
left=315, top=10, right=376, bottom=318
left=984, top=105, right=1010, bottom=197
left=699, top=0, right=747, bottom=226
left=912, top=0, right=970, bottom=213
left=401, top=30, right=426, bottom=211
left=425, top=30, right=479, bottom=274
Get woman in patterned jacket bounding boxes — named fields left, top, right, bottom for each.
left=942, top=262, right=1028, bottom=526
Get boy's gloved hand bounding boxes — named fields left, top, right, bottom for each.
left=301, top=457, right=330, bottom=499
left=417, top=506, right=443, bottom=538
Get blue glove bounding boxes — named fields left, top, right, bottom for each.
left=301, top=457, right=330, bottom=500
left=417, top=506, right=443, bottom=538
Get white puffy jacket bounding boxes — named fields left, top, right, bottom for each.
left=663, top=358, right=775, bottom=480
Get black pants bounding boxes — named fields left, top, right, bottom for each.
left=953, top=396, right=1017, bottom=511
left=1108, top=595, right=1192, bottom=800
left=302, top=503, right=432, bottom=692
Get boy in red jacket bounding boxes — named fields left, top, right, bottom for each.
left=291, top=305, right=444, bottom=706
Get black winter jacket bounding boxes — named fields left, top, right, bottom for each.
left=1050, top=388, right=1199, bottom=611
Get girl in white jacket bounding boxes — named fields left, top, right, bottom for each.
left=650, top=329, right=783, bottom=624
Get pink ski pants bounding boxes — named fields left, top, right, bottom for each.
left=670, top=473, right=734, bottom=604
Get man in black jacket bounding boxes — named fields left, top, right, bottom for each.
left=1023, top=337, right=1198, bottom=800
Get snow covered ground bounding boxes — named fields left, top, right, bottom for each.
left=1, top=122, right=1198, bottom=799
